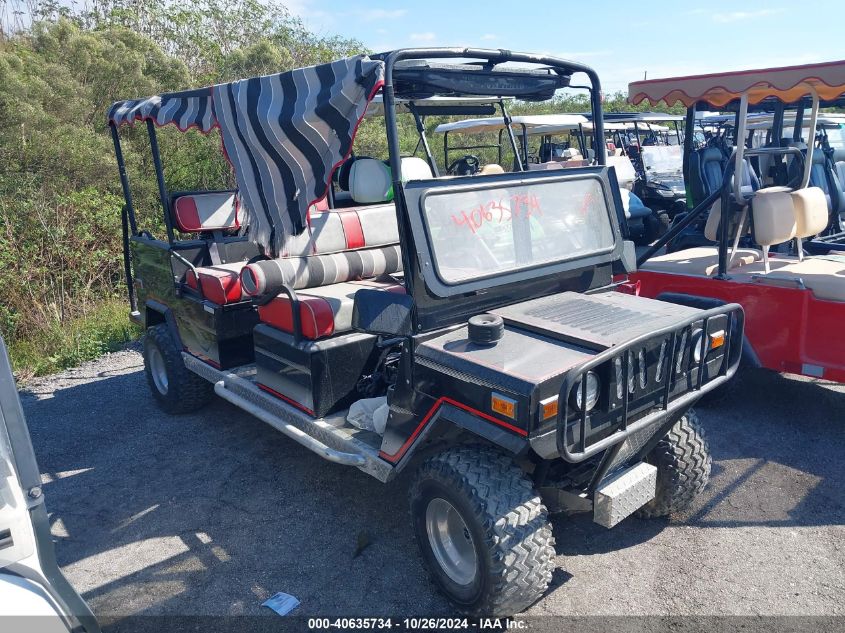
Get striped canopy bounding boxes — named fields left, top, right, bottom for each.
left=109, top=56, right=385, bottom=255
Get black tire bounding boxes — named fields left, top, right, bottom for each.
left=409, top=446, right=555, bottom=616
left=636, top=411, right=711, bottom=518
left=143, top=324, right=212, bottom=414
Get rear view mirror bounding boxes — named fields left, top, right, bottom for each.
left=352, top=289, right=414, bottom=337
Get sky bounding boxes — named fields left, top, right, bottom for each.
left=287, top=0, right=845, bottom=95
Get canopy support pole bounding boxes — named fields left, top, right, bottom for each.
left=733, top=93, right=749, bottom=202
left=800, top=86, right=819, bottom=190
left=500, top=99, right=524, bottom=171
left=408, top=103, right=439, bottom=177
left=110, top=124, right=137, bottom=235
left=146, top=119, right=175, bottom=244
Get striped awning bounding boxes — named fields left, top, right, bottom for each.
left=109, top=55, right=385, bottom=255
left=628, top=60, right=845, bottom=108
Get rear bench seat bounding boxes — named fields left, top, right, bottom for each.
left=184, top=158, right=429, bottom=339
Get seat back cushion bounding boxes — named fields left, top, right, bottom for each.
left=173, top=192, right=239, bottom=232
left=282, top=204, right=399, bottom=257
left=836, top=161, right=845, bottom=193
left=700, top=147, right=726, bottom=197
left=703, top=198, right=721, bottom=242
left=349, top=158, right=392, bottom=203
left=791, top=187, right=829, bottom=238
left=242, top=244, right=403, bottom=295
left=752, top=187, right=797, bottom=246
left=401, top=156, right=434, bottom=181
left=479, top=164, right=505, bottom=175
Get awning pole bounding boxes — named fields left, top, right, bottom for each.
left=801, top=86, right=819, bottom=190
left=733, top=93, right=749, bottom=202
left=146, top=119, right=175, bottom=244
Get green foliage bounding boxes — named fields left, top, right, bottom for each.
left=0, top=1, right=364, bottom=377
left=7, top=298, right=139, bottom=379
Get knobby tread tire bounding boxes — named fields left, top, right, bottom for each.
left=143, top=324, right=212, bottom=414
left=637, top=410, right=711, bottom=518
left=409, top=446, right=555, bottom=616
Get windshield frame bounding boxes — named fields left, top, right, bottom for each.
left=403, top=168, right=624, bottom=298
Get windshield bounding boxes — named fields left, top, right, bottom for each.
left=421, top=177, right=615, bottom=284
left=641, top=145, right=683, bottom=176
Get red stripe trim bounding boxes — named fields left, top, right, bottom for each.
left=258, top=383, right=315, bottom=416
left=339, top=210, right=365, bottom=249
left=378, top=396, right=528, bottom=463
left=173, top=197, right=201, bottom=232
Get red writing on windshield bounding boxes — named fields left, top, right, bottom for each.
left=450, top=194, right=542, bottom=234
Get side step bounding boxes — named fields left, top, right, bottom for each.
left=183, top=353, right=394, bottom=482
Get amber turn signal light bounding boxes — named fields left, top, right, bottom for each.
left=491, top=393, right=517, bottom=419
left=709, top=330, right=726, bottom=350
left=540, top=396, right=559, bottom=420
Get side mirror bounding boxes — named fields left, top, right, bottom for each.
left=352, top=289, right=414, bottom=337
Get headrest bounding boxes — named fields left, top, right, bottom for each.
left=349, top=159, right=393, bottom=204
left=479, top=164, right=505, bottom=175
left=607, top=156, right=636, bottom=187
left=791, top=187, right=828, bottom=238
left=401, top=156, right=433, bottom=181
left=562, top=148, right=582, bottom=160
left=752, top=186, right=796, bottom=246
left=172, top=192, right=239, bottom=233
left=701, top=147, right=724, bottom=164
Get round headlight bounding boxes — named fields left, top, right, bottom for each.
left=571, top=371, right=600, bottom=412
left=691, top=329, right=706, bottom=364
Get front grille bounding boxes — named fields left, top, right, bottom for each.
left=557, top=307, right=737, bottom=463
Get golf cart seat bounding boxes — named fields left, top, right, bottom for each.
left=806, top=148, right=845, bottom=217
left=242, top=158, right=407, bottom=339
left=619, top=189, right=651, bottom=220
left=172, top=191, right=241, bottom=233
left=639, top=246, right=763, bottom=276
left=836, top=161, right=845, bottom=193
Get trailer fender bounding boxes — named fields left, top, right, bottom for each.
left=144, top=300, right=184, bottom=349
left=438, top=403, right=528, bottom=455
left=654, top=292, right=759, bottom=368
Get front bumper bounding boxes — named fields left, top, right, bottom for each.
left=530, top=304, right=743, bottom=463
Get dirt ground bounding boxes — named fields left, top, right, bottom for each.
left=18, top=346, right=845, bottom=622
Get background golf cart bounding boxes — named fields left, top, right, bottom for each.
left=600, top=112, right=687, bottom=220
left=629, top=59, right=845, bottom=385
left=668, top=104, right=845, bottom=254
left=109, top=47, right=742, bottom=616
left=434, top=112, right=664, bottom=244
left=0, top=336, right=99, bottom=632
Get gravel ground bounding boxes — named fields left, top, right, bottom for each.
left=17, top=346, right=845, bottom=621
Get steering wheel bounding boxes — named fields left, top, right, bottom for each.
left=447, top=155, right=480, bottom=176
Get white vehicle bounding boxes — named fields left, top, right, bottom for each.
left=0, top=337, right=99, bottom=632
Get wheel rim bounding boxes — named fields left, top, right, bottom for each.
left=148, top=346, right=169, bottom=395
left=425, top=497, right=478, bottom=586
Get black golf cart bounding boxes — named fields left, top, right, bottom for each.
left=109, top=48, right=744, bottom=615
